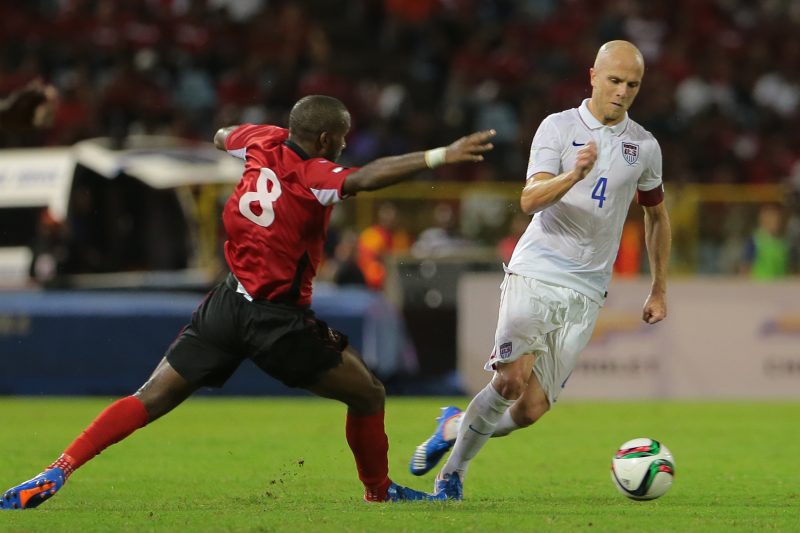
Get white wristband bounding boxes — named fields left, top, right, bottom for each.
left=424, top=147, right=447, bottom=169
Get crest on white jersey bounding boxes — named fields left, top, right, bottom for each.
left=621, top=142, right=639, bottom=165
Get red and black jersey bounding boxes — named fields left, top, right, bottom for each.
left=222, top=124, right=358, bottom=306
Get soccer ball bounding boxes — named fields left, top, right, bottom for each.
left=610, top=438, right=675, bottom=500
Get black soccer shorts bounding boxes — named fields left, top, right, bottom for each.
left=165, top=274, right=348, bottom=388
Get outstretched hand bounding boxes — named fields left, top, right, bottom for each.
left=445, top=129, right=496, bottom=164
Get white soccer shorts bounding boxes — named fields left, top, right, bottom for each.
left=485, top=273, right=600, bottom=406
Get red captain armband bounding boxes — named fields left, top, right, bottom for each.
left=637, top=185, right=664, bottom=206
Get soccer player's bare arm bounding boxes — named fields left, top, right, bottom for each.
left=520, top=142, right=598, bottom=215
left=213, top=125, right=239, bottom=150
left=642, top=201, right=671, bottom=324
left=342, top=129, right=495, bottom=195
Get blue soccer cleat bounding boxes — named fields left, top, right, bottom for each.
left=409, top=406, right=462, bottom=476
left=0, top=468, right=65, bottom=510
left=433, top=471, right=463, bottom=501
left=385, top=482, right=444, bottom=502
left=365, top=481, right=445, bottom=502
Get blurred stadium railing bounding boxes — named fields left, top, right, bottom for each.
left=0, top=141, right=788, bottom=285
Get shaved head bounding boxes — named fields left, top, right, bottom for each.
left=588, top=40, right=645, bottom=125
left=289, top=95, right=350, bottom=143
left=288, top=95, right=351, bottom=161
left=594, top=40, right=645, bottom=72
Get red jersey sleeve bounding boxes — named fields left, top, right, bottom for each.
left=225, top=124, right=289, bottom=160
left=302, top=158, right=360, bottom=206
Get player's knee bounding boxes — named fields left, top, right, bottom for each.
left=492, top=373, right=527, bottom=400
left=366, top=376, right=386, bottom=406
left=347, top=377, right=385, bottom=415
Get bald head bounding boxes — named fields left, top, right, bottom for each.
left=594, top=40, right=645, bottom=73
left=588, top=41, right=645, bottom=125
left=289, top=95, right=350, bottom=142
left=288, top=95, right=351, bottom=161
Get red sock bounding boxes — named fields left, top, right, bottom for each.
left=48, top=396, right=149, bottom=480
left=346, top=410, right=391, bottom=501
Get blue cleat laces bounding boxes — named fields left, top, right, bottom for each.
left=433, top=472, right=463, bottom=501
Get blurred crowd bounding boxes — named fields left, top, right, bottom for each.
left=2, top=0, right=799, bottom=281
left=1, top=0, right=798, bottom=185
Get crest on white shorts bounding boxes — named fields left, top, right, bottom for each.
left=499, top=341, right=512, bottom=359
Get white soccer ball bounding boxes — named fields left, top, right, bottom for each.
left=610, top=438, right=675, bottom=500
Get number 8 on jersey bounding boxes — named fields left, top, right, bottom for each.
left=239, top=168, right=283, bottom=228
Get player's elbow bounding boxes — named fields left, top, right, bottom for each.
left=343, top=169, right=385, bottom=195
left=214, top=126, right=235, bottom=151
left=213, top=128, right=226, bottom=150
left=520, top=195, right=543, bottom=216
left=520, top=179, right=547, bottom=215
left=342, top=173, right=369, bottom=196
left=520, top=197, right=533, bottom=215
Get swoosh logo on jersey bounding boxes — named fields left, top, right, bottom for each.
left=572, top=140, right=586, bottom=147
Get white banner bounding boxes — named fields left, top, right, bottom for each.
left=73, top=136, right=242, bottom=189
left=458, top=274, right=800, bottom=399
left=0, top=147, right=74, bottom=220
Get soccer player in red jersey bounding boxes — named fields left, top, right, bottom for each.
left=0, top=95, right=495, bottom=509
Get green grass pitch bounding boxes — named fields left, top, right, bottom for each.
left=0, top=397, right=797, bottom=532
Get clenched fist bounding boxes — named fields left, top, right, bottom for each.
left=574, top=141, right=597, bottom=180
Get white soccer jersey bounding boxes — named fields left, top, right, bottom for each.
left=507, top=99, right=663, bottom=303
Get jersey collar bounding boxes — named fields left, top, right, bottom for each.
left=284, top=139, right=311, bottom=160
left=578, top=99, right=629, bottom=135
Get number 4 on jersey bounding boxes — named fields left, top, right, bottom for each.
left=591, top=176, right=607, bottom=208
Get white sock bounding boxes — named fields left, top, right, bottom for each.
left=491, top=408, right=521, bottom=437
left=440, top=382, right=513, bottom=479
left=445, top=408, right=520, bottom=439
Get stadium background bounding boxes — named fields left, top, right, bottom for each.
left=0, top=0, right=798, bottom=399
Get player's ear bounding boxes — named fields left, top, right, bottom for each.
left=318, top=131, right=330, bottom=152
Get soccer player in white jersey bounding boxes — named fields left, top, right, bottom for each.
left=408, top=40, right=672, bottom=499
